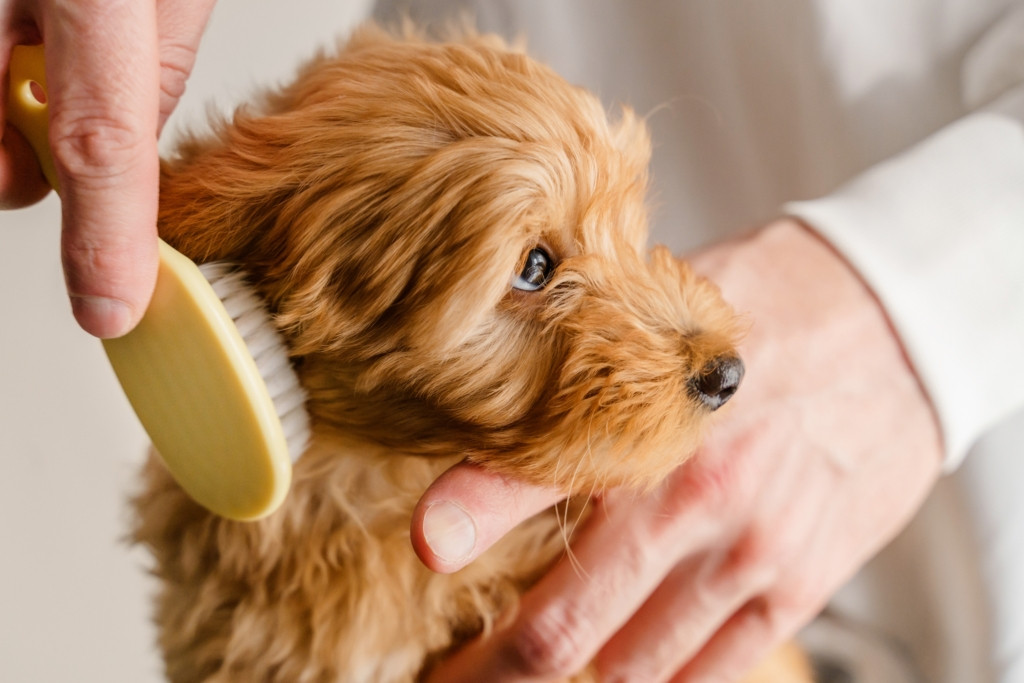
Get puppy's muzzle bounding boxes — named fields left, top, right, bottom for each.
left=689, top=356, right=744, bottom=411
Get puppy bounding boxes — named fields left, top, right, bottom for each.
left=134, top=24, right=802, bottom=682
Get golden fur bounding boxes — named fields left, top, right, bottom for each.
left=133, top=24, right=800, bottom=682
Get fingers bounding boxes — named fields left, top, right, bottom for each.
left=598, top=442, right=830, bottom=681
left=412, top=461, right=564, bottom=572
left=2, top=2, right=213, bottom=336
left=43, top=1, right=162, bottom=337
left=154, top=0, right=215, bottom=130
left=421, top=477, right=727, bottom=683
left=0, top=124, right=50, bottom=208
left=668, top=599, right=785, bottom=683
left=421, top=425, right=827, bottom=682
left=594, top=549, right=775, bottom=682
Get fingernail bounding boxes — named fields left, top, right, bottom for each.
left=70, top=295, right=135, bottom=338
left=423, top=501, right=477, bottom=563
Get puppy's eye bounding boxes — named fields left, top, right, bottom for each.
left=512, top=248, right=554, bottom=291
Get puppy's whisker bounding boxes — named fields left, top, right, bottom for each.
left=583, top=406, right=599, bottom=486
left=561, top=503, right=588, bottom=581
left=555, top=453, right=595, bottom=581
left=562, top=459, right=580, bottom=535
left=551, top=452, right=571, bottom=538
left=564, top=522, right=587, bottom=580
left=574, top=480, right=597, bottom=537
left=547, top=451, right=584, bottom=579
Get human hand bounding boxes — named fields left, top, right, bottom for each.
left=411, top=219, right=943, bottom=682
left=1, top=0, right=215, bottom=337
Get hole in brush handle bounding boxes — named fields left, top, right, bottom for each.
left=8, top=44, right=60, bottom=191
left=28, top=80, right=47, bottom=104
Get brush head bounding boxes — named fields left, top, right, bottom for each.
left=200, top=263, right=311, bottom=465
left=9, top=43, right=309, bottom=521
left=103, top=243, right=310, bottom=521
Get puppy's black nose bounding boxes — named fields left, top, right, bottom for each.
left=689, top=356, right=744, bottom=411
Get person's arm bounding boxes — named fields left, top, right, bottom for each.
left=1, top=0, right=215, bottom=338
left=787, top=85, right=1024, bottom=469
left=789, top=6, right=1024, bottom=468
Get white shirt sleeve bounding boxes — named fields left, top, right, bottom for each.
left=379, top=0, right=1024, bottom=470
left=786, top=10, right=1024, bottom=469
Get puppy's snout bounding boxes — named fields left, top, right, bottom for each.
left=689, top=356, right=744, bottom=411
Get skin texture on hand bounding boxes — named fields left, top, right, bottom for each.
left=0, top=0, right=215, bottom=338
left=413, top=219, right=944, bottom=682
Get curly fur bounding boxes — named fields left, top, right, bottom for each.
left=132, top=24, right=796, bottom=682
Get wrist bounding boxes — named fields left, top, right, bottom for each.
left=692, top=218, right=897, bottom=356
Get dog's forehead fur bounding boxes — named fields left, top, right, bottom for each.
left=157, top=25, right=740, bottom=492
left=269, top=26, right=653, bottom=346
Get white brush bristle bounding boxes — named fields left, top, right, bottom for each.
left=199, top=262, right=311, bottom=463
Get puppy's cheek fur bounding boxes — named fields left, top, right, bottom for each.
left=463, top=254, right=743, bottom=494
left=465, top=334, right=715, bottom=493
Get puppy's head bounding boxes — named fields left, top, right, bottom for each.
left=159, top=25, right=742, bottom=493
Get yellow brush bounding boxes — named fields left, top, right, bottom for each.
left=8, top=44, right=309, bottom=521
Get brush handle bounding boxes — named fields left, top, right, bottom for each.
left=6, top=43, right=298, bottom=521
left=8, top=44, right=59, bottom=190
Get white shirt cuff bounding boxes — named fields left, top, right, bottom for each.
left=786, top=86, right=1024, bottom=470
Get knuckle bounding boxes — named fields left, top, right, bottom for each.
left=64, top=238, right=113, bottom=272
left=736, top=598, right=792, bottom=663
left=62, top=237, right=144, bottom=296
left=507, top=604, right=595, bottom=678
left=49, top=107, right=150, bottom=181
left=742, top=594, right=776, bottom=629
left=160, top=42, right=198, bottom=104
left=725, top=526, right=781, bottom=587
left=771, top=575, right=828, bottom=619
left=668, top=448, right=759, bottom=521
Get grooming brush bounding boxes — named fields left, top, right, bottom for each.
left=8, top=43, right=309, bottom=521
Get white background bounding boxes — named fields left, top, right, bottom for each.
left=0, top=3, right=373, bottom=681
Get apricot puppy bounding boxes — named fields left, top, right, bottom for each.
left=134, top=24, right=755, bottom=682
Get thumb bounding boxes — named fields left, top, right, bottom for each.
left=44, top=1, right=161, bottom=338
left=412, top=461, right=564, bottom=573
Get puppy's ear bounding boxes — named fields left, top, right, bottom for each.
left=157, top=111, right=301, bottom=264
left=274, top=137, right=564, bottom=359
